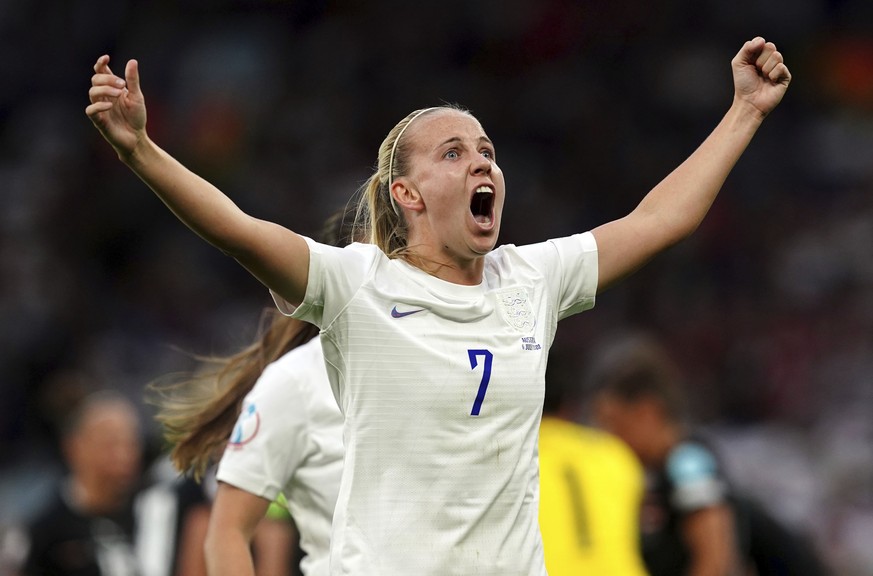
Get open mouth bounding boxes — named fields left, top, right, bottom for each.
left=470, top=186, right=494, bottom=225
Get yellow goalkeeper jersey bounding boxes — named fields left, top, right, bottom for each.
left=538, top=416, right=649, bottom=576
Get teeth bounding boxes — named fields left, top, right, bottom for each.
left=475, top=186, right=493, bottom=194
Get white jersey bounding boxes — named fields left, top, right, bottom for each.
left=274, top=233, right=598, bottom=576
left=216, top=337, right=344, bottom=576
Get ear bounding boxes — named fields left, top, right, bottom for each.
left=391, top=179, right=425, bottom=213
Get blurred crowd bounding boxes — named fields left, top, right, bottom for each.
left=1, top=0, right=872, bottom=574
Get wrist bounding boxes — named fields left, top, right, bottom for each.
left=119, top=132, right=153, bottom=168
left=729, top=96, right=768, bottom=125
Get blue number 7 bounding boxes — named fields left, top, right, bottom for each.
left=468, top=349, right=493, bottom=416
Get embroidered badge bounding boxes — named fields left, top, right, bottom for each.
left=496, top=287, right=536, bottom=332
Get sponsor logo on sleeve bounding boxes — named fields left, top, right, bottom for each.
left=228, top=402, right=260, bottom=448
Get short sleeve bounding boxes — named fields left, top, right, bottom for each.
left=516, top=232, right=598, bottom=320
left=271, top=238, right=376, bottom=329
left=665, top=442, right=727, bottom=513
left=216, top=359, right=310, bottom=501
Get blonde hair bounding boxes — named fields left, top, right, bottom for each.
left=352, top=104, right=471, bottom=259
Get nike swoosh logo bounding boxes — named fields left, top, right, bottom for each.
left=391, top=306, right=426, bottom=318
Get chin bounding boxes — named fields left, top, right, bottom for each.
left=471, top=239, right=498, bottom=256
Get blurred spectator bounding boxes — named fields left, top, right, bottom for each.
left=21, top=390, right=145, bottom=576
left=590, top=331, right=828, bottom=576
left=135, top=457, right=214, bottom=576
left=137, top=457, right=300, bottom=576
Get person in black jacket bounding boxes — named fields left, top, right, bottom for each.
left=22, top=390, right=144, bottom=576
left=591, top=332, right=829, bottom=576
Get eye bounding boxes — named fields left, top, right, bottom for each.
left=480, top=148, right=495, bottom=160
left=444, top=149, right=459, bottom=160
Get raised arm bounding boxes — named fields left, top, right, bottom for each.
left=592, top=37, right=791, bottom=292
left=86, top=55, right=309, bottom=307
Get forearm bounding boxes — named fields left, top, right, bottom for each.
left=633, top=99, right=764, bottom=247
left=591, top=38, right=789, bottom=292
left=687, top=552, right=737, bottom=576
left=592, top=100, right=766, bottom=291
left=174, top=506, right=210, bottom=576
left=683, top=506, right=740, bottom=576
left=120, top=135, right=309, bottom=304
left=205, top=483, right=273, bottom=576
left=122, top=135, right=257, bottom=256
left=687, top=555, right=732, bottom=576
left=204, top=526, right=257, bottom=576
left=252, top=519, right=297, bottom=576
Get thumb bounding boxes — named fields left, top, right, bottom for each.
left=125, top=59, right=141, bottom=95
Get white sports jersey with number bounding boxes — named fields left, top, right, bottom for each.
left=216, top=337, right=344, bottom=576
left=274, top=232, right=598, bottom=576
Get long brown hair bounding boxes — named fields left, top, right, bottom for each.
left=148, top=311, right=319, bottom=479
left=149, top=205, right=358, bottom=479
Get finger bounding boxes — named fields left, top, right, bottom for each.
left=769, top=62, right=791, bottom=86
left=125, top=59, right=141, bottom=96
left=91, top=72, right=126, bottom=89
left=755, top=41, right=778, bottom=70
left=89, top=84, right=123, bottom=103
left=85, top=101, right=114, bottom=118
left=746, top=37, right=766, bottom=58
left=759, top=49, right=784, bottom=78
left=732, top=37, right=765, bottom=68
left=93, top=54, right=114, bottom=76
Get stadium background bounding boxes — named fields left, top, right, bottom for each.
left=1, top=0, right=871, bottom=573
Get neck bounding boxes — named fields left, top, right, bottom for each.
left=67, top=476, right=126, bottom=516
left=660, top=424, right=687, bottom=466
left=404, top=245, right=485, bottom=286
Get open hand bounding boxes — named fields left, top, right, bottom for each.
left=86, top=55, right=147, bottom=158
left=731, top=37, right=791, bottom=119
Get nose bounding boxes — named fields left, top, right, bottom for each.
left=470, top=153, right=492, bottom=175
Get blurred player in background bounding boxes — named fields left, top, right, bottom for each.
left=591, top=331, right=829, bottom=576
left=148, top=310, right=342, bottom=576
left=148, top=211, right=353, bottom=576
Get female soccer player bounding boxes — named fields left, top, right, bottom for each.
left=150, top=310, right=343, bottom=576
left=87, top=37, right=790, bottom=575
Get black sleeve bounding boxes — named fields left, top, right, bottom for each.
left=733, top=494, right=830, bottom=576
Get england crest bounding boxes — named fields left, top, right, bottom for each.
left=496, top=287, right=536, bottom=332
